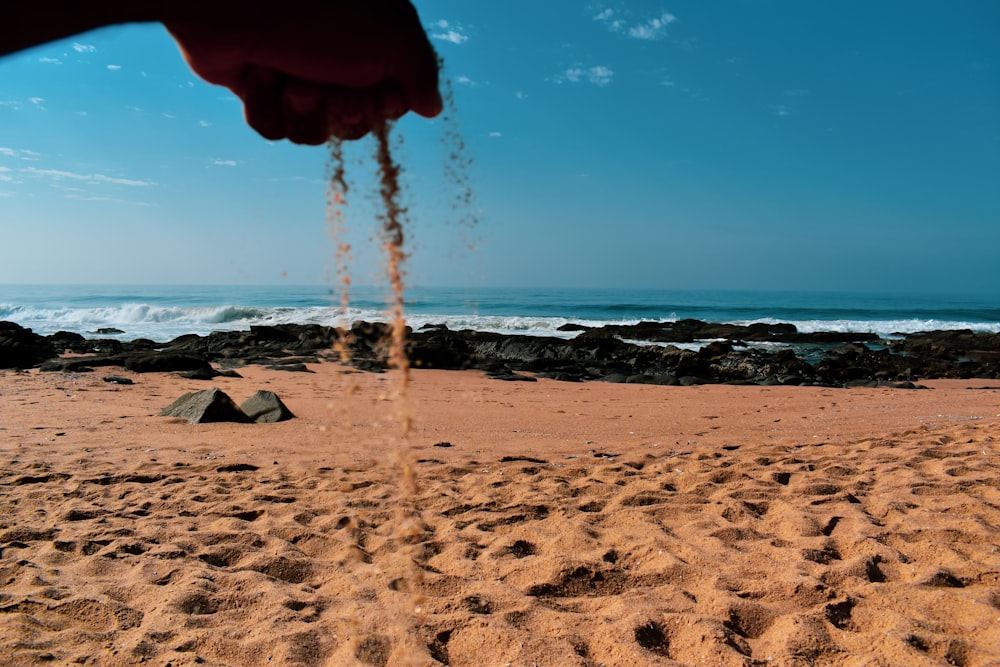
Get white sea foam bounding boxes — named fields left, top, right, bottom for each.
left=3, top=300, right=998, bottom=343
left=736, top=318, right=1000, bottom=336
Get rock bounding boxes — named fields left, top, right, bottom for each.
left=557, top=323, right=592, bottom=332
left=103, top=376, right=134, bottom=385
left=178, top=367, right=221, bottom=381
left=159, top=388, right=250, bottom=424
left=95, top=327, right=125, bottom=335
left=0, top=321, right=57, bottom=369
left=124, top=352, right=211, bottom=374
left=488, top=372, right=537, bottom=382
left=240, top=390, right=295, bottom=423
left=30, top=319, right=999, bottom=387
left=265, top=363, right=313, bottom=373
left=46, top=330, right=88, bottom=353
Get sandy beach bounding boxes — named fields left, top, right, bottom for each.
left=1, top=364, right=998, bottom=666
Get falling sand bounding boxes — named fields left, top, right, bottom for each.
left=322, top=77, right=476, bottom=662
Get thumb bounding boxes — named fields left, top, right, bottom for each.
left=396, top=35, right=443, bottom=118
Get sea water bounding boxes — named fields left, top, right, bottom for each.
left=2, top=284, right=998, bottom=343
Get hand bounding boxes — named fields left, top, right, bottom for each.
left=165, top=1, right=442, bottom=144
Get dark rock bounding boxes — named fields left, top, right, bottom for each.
left=127, top=338, right=160, bottom=351
left=40, top=355, right=123, bottom=372
left=47, top=330, right=87, bottom=353
left=32, top=318, right=999, bottom=388
left=0, top=321, right=57, bottom=369
left=124, top=352, right=211, bottom=374
left=103, top=376, right=134, bottom=385
left=535, top=371, right=586, bottom=382
left=699, top=340, right=734, bottom=360
left=40, top=359, right=83, bottom=372
left=178, top=367, right=221, bottom=381
left=266, top=363, right=313, bottom=373
left=488, top=372, right=537, bottom=382
left=96, top=327, right=125, bottom=335
left=240, top=390, right=295, bottom=423
left=85, top=339, right=125, bottom=355
left=557, top=323, right=592, bottom=332
left=159, top=388, right=250, bottom=424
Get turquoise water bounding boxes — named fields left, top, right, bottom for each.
left=1, top=284, right=998, bottom=342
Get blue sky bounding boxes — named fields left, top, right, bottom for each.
left=1, top=1, right=998, bottom=293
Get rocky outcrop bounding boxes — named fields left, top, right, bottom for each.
left=3, top=317, right=996, bottom=387
left=0, top=322, right=57, bottom=369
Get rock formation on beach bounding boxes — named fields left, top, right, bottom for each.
left=2, top=319, right=998, bottom=386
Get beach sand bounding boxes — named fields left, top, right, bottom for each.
left=1, top=364, right=998, bottom=666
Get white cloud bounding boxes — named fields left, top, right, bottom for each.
left=515, top=91, right=528, bottom=100
left=628, top=13, right=676, bottom=40
left=488, top=132, right=502, bottom=138
left=199, top=120, right=212, bottom=127
left=594, top=7, right=677, bottom=40
left=0, top=166, right=11, bottom=172
left=65, top=194, right=112, bottom=202
left=433, top=30, right=468, bottom=44
left=75, top=111, right=88, bottom=116
left=162, top=113, right=176, bottom=119
left=2, top=147, right=43, bottom=161
left=211, top=159, right=238, bottom=167
left=588, top=66, right=614, bottom=85
left=63, top=193, right=152, bottom=206
left=107, top=64, right=122, bottom=71
left=21, top=167, right=155, bottom=187
left=29, top=97, right=45, bottom=108
left=772, top=104, right=791, bottom=117
left=38, top=57, right=62, bottom=65
left=0, top=100, right=21, bottom=111
left=72, top=42, right=96, bottom=53
left=455, top=75, right=481, bottom=88
left=430, top=19, right=469, bottom=44
left=559, top=65, right=614, bottom=86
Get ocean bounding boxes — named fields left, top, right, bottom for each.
left=1, top=284, right=998, bottom=344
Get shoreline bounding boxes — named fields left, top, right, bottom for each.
left=2, top=363, right=999, bottom=665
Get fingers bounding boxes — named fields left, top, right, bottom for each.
left=283, top=80, right=332, bottom=146
left=385, top=0, right=443, bottom=118
left=396, top=48, right=443, bottom=119
left=240, top=66, right=285, bottom=141
left=241, top=69, right=423, bottom=144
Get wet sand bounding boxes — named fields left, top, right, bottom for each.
left=1, top=365, right=998, bottom=666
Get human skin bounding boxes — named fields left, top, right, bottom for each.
left=1, top=1, right=442, bottom=143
